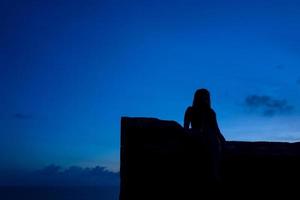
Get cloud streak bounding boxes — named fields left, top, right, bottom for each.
left=245, top=95, right=294, bottom=116
left=275, top=64, right=284, bottom=70
left=0, top=165, right=119, bottom=186
left=12, top=113, right=33, bottom=120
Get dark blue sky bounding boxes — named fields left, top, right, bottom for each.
left=1, top=0, right=300, bottom=171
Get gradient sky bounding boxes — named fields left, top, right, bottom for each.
left=1, top=0, right=300, bottom=172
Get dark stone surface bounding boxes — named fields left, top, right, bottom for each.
left=119, top=117, right=300, bottom=199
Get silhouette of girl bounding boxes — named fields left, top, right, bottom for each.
left=184, top=88, right=225, bottom=182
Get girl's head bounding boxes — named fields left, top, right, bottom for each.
left=192, top=88, right=211, bottom=108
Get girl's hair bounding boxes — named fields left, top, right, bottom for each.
left=192, top=88, right=211, bottom=108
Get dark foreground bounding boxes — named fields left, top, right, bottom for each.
left=120, top=117, right=300, bottom=199
left=0, top=186, right=119, bottom=200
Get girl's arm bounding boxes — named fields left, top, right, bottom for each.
left=212, top=111, right=226, bottom=145
left=184, top=106, right=192, bottom=129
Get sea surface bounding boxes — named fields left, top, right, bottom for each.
left=0, top=186, right=119, bottom=200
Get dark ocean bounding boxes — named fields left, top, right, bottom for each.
left=0, top=186, right=119, bottom=200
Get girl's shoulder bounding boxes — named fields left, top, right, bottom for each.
left=209, top=108, right=216, bottom=116
left=210, top=108, right=216, bottom=114
left=186, top=106, right=193, bottom=111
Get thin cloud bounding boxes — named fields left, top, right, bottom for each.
left=13, top=113, right=33, bottom=120
left=0, top=165, right=119, bottom=186
left=275, top=64, right=284, bottom=70
left=245, top=95, right=294, bottom=117
left=275, top=135, right=300, bottom=142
